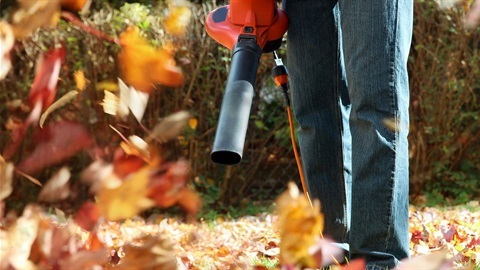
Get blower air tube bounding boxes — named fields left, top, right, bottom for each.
left=211, top=38, right=262, bottom=165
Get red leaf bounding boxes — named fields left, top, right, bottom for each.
left=443, top=225, right=457, bottom=243
left=28, top=44, right=66, bottom=112
left=343, top=258, right=366, bottom=269
left=17, top=121, right=93, bottom=174
left=112, top=149, right=146, bottom=179
left=147, top=159, right=189, bottom=208
left=74, top=202, right=100, bottom=231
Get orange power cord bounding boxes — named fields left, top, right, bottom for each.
left=272, top=51, right=312, bottom=206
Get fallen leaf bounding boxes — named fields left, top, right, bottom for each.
left=17, top=121, right=93, bottom=174
left=145, top=110, right=190, bottom=143
left=0, top=21, right=14, bottom=80
left=59, top=249, right=109, bottom=269
left=97, top=166, right=154, bottom=221
left=38, top=167, right=71, bottom=202
left=39, top=90, right=79, bottom=128
left=118, top=26, right=184, bottom=92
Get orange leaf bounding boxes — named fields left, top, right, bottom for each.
left=60, top=0, right=88, bottom=12
left=74, top=202, right=101, bottom=231
left=118, top=26, right=183, bottom=92
left=164, top=0, right=192, bottom=36
left=97, top=166, right=154, bottom=221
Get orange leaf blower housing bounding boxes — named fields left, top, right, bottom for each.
left=205, top=0, right=289, bottom=166
left=205, top=0, right=288, bottom=52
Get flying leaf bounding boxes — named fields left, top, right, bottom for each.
left=118, top=26, right=184, bottom=92
left=28, top=44, right=66, bottom=114
left=17, top=121, right=93, bottom=174
left=97, top=166, right=154, bottom=221
left=276, top=182, right=324, bottom=268
left=145, top=110, right=190, bottom=143
left=147, top=159, right=201, bottom=215
left=114, top=235, right=177, bottom=269
left=10, top=0, right=60, bottom=39
left=39, top=90, right=79, bottom=128
left=120, top=135, right=151, bottom=161
left=60, top=0, right=88, bottom=12
left=188, top=117, right=198, bottom=130
left=38, top=167, right=71, bottom=202
left=164, top=0, right=192, bottom=36
left=74, top=202, right=101, bottom=231
left=74, top=70, right=88, bottom=91
left=465, top=0, right=480, bottom=28
left=0, top=21, right=14, bottom=80
left=101, top=90, right=121, bottom=117
left=0, top=155, right=14, bottom=201
left=118, top=78, right=149, bottom=122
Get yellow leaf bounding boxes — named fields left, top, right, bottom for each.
left=188, top=117, right=198, bottom=130
left=97, top=166, right=154, bottom=221
left=0, top=155, right=14, bottom=201
left=74, top=70, right=87, bottom=91
left=276, top=182, right=324, bottom=267
left=95, top=80, right=119, bottom=92
left=0, top=21, right=14, bottom=80
left=118, top=26, right=184, bottom=93
left=101, top=90, right=121, bottom=117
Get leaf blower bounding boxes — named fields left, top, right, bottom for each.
left=205, top=0, right=289, bottom=165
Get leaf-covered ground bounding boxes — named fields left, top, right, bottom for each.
left=94, top=201, right=480, bottom=269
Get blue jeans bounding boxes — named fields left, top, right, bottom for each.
left=283, top=0, right=412, bottom=268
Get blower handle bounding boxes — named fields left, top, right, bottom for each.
left=211, top=37, right=262, bottom=165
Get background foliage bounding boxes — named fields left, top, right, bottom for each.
left=0, top=0, right=478, bottom=212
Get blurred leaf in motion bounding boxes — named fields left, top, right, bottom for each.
left=164, top=0, right=192, bottom=36
left=276, top=182, right=324, bottom=268
left=97, top=166, right=154, bottom=221
left=17, top=121, right=93, bottom=175
left=145, top=110, right=190, bottom=143
left=39, top=90, right=79, bottom=128
left=0, top=21, right=14, bottom=80
left=10, top=0, right=61, bottom=39
left=0, top=155, right=14, bottom=201
left=114, top=235, right=177, bottom=269
left=118, top=26, right=183, bottom=93
left=38, top=167, right=71, bottom=203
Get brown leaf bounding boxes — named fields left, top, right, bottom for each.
left=38, top=167, right=71, bottom=202
left=39, top=90, right=79, bottom=128
left=10, top=0, right=60, bottom=39
left=396, top=249, right=452, bottom=270
left=118, top=26, right=184, bottom=93
left=145, top=111, right=190, bottom=143
left=59, top=249, right=109, bottom=269
left=114, top=235, right=177, bottom=269
left=0, top=155, right=14, bottom=201
left=17, top=121, right=93, bottom=174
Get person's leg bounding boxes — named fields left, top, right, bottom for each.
left=338, top=0, right=413, bottom=268
left=284, top=0, right=351, bottom=246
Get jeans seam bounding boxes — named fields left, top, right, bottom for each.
left=384, top=0, right=401, bottom=254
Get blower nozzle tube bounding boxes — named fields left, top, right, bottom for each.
left=211, top=37, right=262, bottom=165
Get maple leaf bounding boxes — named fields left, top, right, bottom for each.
left=96, top=166, right=155, bottom=221
left=17, top=121, right=93, bottom=175
left=118, top=26, right=184, bottom=93
left=114, top=235, right=177, bottom=269
left=0, top=21, right=14, bottom=80
left=276, top=182, right=324, bottom=268
left=101, top=78, right=149, bottom=122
